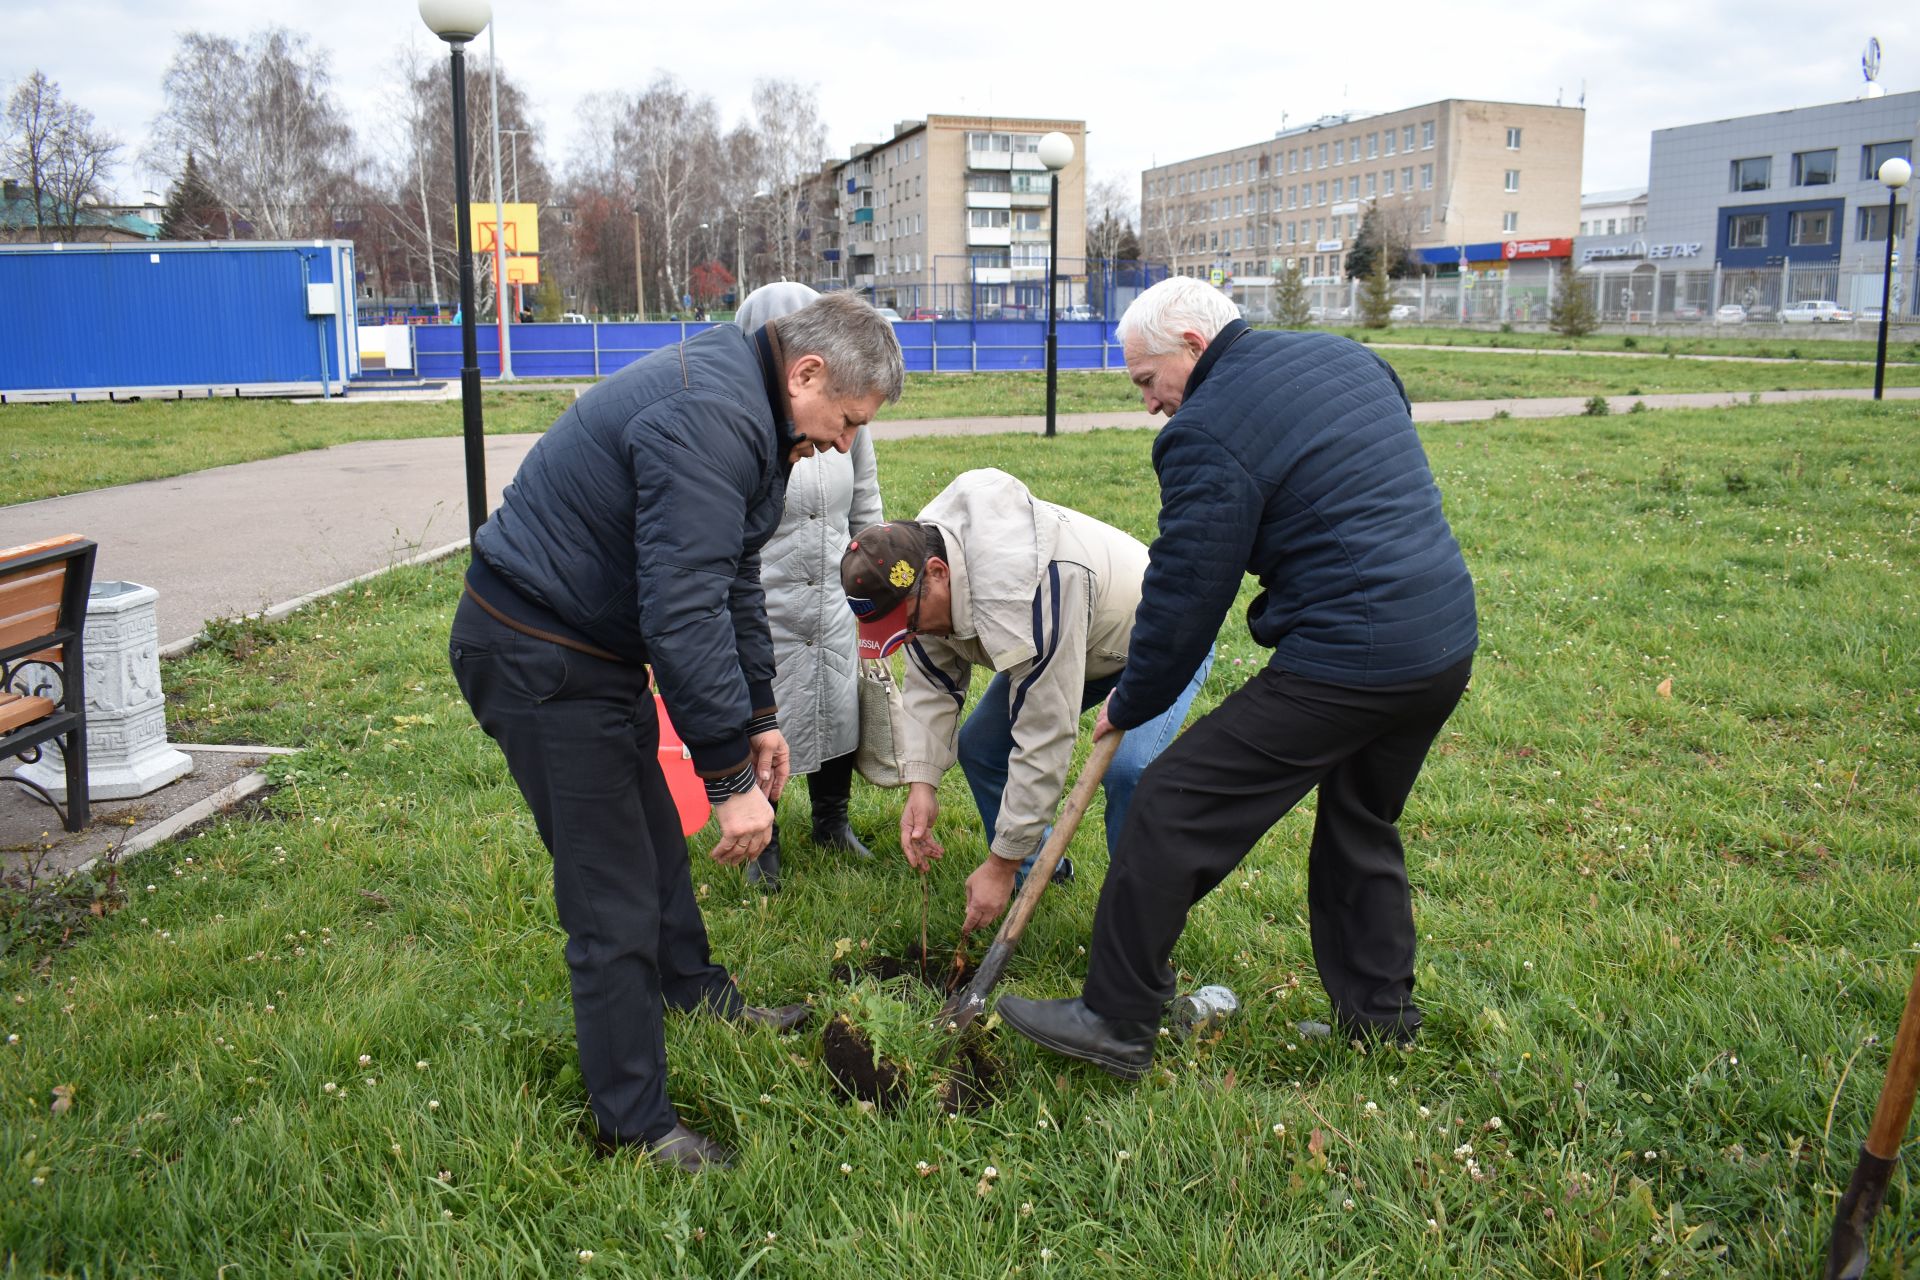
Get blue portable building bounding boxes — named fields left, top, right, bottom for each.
left=0, top=240, right=359, bottom=401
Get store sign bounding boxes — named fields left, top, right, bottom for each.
left=1315, top=239, right=1344, bottom=252
left=1581, top=240, right=1703, bottom=263
left=1501, top=238, right=1572, bottom=260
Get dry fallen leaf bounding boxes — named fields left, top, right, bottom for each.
left=1308, top=1128, right=1327, bottom=1157
left=1656, top=677, right=1673, bottom=698
left=50, top=1084, right=75, bottom=1116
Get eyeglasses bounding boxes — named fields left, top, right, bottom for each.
left=904, top=564, right=928, bottom=635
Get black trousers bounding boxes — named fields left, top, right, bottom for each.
left=449, top=594, right=739, bottom=1145
left=1083, top=656, right=1472, bottom=1037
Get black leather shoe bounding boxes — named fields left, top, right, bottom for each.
left=745, top=823, right=781, bottom=892
left=645, top=1122, right=733, bottom=1173
left=996, top=995, right=1156, bottom=1080
left=738, top=1002, right=811, bottom=1034
left=810, top=796, right=874, bottom=861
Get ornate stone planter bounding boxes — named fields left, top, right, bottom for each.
left=16, top=581, right=193, bottom=801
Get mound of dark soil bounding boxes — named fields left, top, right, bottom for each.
left=830, top=944, right=977, bottom=996
left=820, top=1015, right=1001, bottom=1115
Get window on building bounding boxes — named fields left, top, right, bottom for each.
left=1233, top=228, right=1244, bottom=248
left=1014, top=134, right=1040, bottom=153
left=1858, top=203, right=1909, bottom=241
left=1403, top=125, right=1415, bottom=150
left=1287, top=220, right=1297, bottom=243
left=1235, top=161, right=1245, bottom=182
left=967, top=132, right=1012, bottom=152
left=1864, top=140, right=1914, bottom=181
left=1403, top=166, right=1414, bottom=190
left=1792, top=149, right=1837, bottom=185
left=969, top=208, right=1010, bottom=227
left=1366, top=173, right=1377, bottom=197
left=1210, top=165, right=1220, bottom=186
left=1384, top=130, right=1397, bottom=157
left=1503, top=211, right=1518, bottom=232
left=1505, top=127, right=1522, bottom=150
left=1419, top=206, right=1433, bottom=231
left=1289, top=149, right=1298, bottom=172
left=1420, top=163, right=1434, bottom=190
left=1318, top=143, right=1329, bottom=166
left=1789, top=209, right=1832, bottom=246
left=1504, top=169, right=1520, bottom=192
left=1729, top=156, right=1771, bottom=192
left=967, top=173, right=1011, bottom=192
left=1421, top=122, right=1435, bottom=149
left=1728, top=213, right=1766, bottom=248
left=1317, top=180, right=1327, bottom=204
left=1604, top=218, right=1616, bottom=234
left=1335, top=140, right=1346, bottom=164
left=1013, top=211, right=1043, bottom=231
left=1210, top=232, right=1219, bottom=249
left=1367, top=133, right=1379, bottom=158
left=1315, top=218, right=1326, bottom=240
left=1383, top=171, right=1395, bottom=196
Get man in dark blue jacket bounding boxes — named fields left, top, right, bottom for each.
left=450, top=293, right=904, bottom=1166
left=998, top=277, right=1476, bottom=1079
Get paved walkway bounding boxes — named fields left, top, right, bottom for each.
left=1, top=385, right=1914, bottom=651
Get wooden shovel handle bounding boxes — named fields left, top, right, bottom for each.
left=1866, top=954, right=1920, bottom=1159
left=963, top=731, right=1123, bottom=1000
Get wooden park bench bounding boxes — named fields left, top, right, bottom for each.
left=0, top=535, right=97, bottom=831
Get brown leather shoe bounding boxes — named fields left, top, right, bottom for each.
left=739, top=1002, right=811, bottom=1034
left=645, top=1122, right=733, bottom=1173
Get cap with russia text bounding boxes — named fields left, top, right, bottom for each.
left=841, top=520, right=930, bottom=659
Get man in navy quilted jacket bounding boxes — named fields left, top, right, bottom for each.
left=998, top=277, right=1477, bottom=1079
left=450, top=293, right=904, bottom=1166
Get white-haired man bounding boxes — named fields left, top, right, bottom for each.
left=997, top=276, right=1478, bottom=1079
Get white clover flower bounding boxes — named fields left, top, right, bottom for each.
left=416, top=1060, right=429, bottom=1071
left=1364, top=1101, right=1378, bottom=1113
left=1485, top=1116, right=1503, bottom=1131
left=1272, top=1123, right=1285, bottom=1135
left=1343, top=1198, right=1356, bottom=1211
left=983, top=1166, right=999, bottom=1179
left=1418, top=1105, right=1431, bottom=1118
left=358, top=1054, right=372, bottom=1067
left=839, top=1163, right=852, bottom=1175
left=759, top=1093, right=772, bottom=1104
left=437, top=1169, right=452, bottom=1183
left=442, top=1210, right=453, bottom=1220
left=323, top=1082, right=338, bottom=1094
left=765, top=1232, right=778, bottom=1243
left=1019, top=1202, right=1033, bottom=1217
left=392, top=1143, right=402, bottom=1156
left=364, top=1077, right=376, bottom=1087
left=1040, top=1248, right=1053, bottom=1261
left=915, top=1160, right=930, bottom=1173
left=428, top=1099, right=441, bottom=1111
left=1116, top=1151, right=1130, bottom=1162
left=577, top=1250, right=593, bottom=1263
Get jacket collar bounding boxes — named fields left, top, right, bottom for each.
left=752, top=320, right=804, bottom=460
left=1183, top=318, right=1251, bottom=400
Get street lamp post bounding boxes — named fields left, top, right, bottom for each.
left=1873, top=156, right=1911, bottom=401
left=418, top=0, right=493, bottom=543
left=1039, top=131, right=1075, bottom=438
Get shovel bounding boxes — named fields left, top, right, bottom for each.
left=1823, top=952, right=1920, bottom=1280
left=935, top=730, right=1123, bottom=1038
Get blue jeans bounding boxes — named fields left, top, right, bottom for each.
left=955, top=650, right=1215, bottom=868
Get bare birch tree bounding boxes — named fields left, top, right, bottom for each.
left=4, top=72, right=121, bottom=241
left=615, top=75, right=721, bottom=313
left=148, top=27, right=355, bottom=240
left=748, top=78, right=828, bottom=282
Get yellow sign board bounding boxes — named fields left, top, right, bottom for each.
left=471, top=202, right=540, bottom=255
left=504, top=255, right=541, bottom=285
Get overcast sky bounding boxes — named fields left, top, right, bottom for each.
left=5, top=1, right=1914, bottom=208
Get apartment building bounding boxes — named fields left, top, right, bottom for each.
left=1140, top=98, right=1583, bottom=286
left=828, top=114, right=1086, bottom=316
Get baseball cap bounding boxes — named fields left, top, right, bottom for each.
left=841, top=521, right=930, bottom=658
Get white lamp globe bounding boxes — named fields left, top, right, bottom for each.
left=419, top=0, right=492, bottom=41
left=1879, top=156, right=1912, bottom=189
left=1038, top=132, right=1075, bottom=172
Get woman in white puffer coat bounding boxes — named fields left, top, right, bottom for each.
left=736, top=283, right=885, bottom=890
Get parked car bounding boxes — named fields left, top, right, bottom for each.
left=1061, top=304, right=1095, bottom=321
left=1780, top=300, right=1852, bottom=324
left=1713, top=304, right=1746, bottom=325
left=904, top=308, right=944, bottom=320
left=1388, top=303, right=1415, bottom=322
left=560, top=312, right=589, bottom=324
left=1671, top=303, right=1706, bottom=321
left=873, top=306, right=904, bottom=321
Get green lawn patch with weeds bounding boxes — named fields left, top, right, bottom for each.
left=4, top=400, right=1918, bottom=1274
left=1320, top=324, right=1920, bottom=363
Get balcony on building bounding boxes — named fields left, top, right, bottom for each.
left=852, top=207, right=873, bottom=223
left=967, top=226, right=1012, bottom=247
left=853, top=273, right=875, bottom=288
left=971, top=266, right=1013, bottom=284
left=966, top=190, right=1012, bottom=210
left=968, top=148, right=1013, bottom=171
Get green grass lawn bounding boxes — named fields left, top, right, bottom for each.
left=5, top=350, right=1920, bottom=506
left=3, top=402, right=1918, bottom=1276
left=1320, top=324, right=1920, bottom=363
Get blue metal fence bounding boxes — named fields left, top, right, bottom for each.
left=362, top=319, right=1126, bottom=382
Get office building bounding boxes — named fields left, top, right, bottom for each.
left=1139, top=98, right=1583, bottom=290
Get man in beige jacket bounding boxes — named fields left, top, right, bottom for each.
left=841, top=468, right=1213, bottom=931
